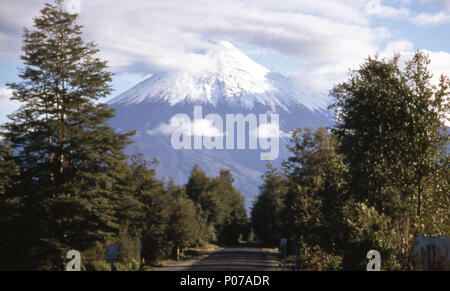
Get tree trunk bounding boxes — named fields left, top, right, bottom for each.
left=417, top=181, right=422, bottom=217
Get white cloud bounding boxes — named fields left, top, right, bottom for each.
left=363, top=0, right=450, bottom=26
left=0, top=0, right=395, bottom=100
left=409, top=0, right=450, bottom=25
left=412, top=11, right=450, bottom=25
left=425, top=50, right=450, bottom=85
left=147, top=115, right=223, bottom=137
left=382, top=39, right=415, bottom=56
left=0, top=0, right=384, bottom=75
left=381, top=40, right=450, bottom=85
left=0, top=87, right=20, bottom=124
left=251, top=123, right=288, bottom=139
left=366, top=0, right=410, bottom=19
left=0, top=0, right=449, bottom=105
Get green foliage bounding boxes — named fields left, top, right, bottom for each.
left=282, top=128, right=350, bottom=265
left=214, top=170, right=248, bottom=245
left=252, top=127, right=350, bottom=269
left=186, top=166, right=248, bottom=246
left=330, top=52, right=449, bottom=269
left=112, top=259, right=141, bottom=271
left=117, top=225, right=141, bottom=266
left=341, top=200, right=401, bottom=270
left=167, top=186, right=198, bottom=260
left=297, top=245, right=343, bottom=271
left=123, top=154, right=171, bottom=263
left=0, top=0, right=135, bottom=270
left=0, top=142, right=20, bottom=269
left=89, top=260, right=112, bottom=271
left=251, top=52, right=449, bottom=271
left=0, top=143, right=18, bottom=196
left=0, top=1, right=249, bottom=270
left=6, top=0, right=447, bottom=272
left=251, top=164, right=287, bottom=246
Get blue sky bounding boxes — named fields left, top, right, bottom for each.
left=1, top=0, right=450, bottom=123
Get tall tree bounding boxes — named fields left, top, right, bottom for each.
left=1, top=0, right=134, bottom=269
left=126, top=154, right=172, bottom=264
left=281, top=128, right=346, bottom=268
left=330, top=52, right=449, bottom=269
left=0, top=142, right=20, bottom=269
left=251, top=164, right=287, bottom=246
left=186, top=165, right=217, bottom=224
left=167, top=185, right=197, bottom=261
left=213, top=169, right=248, bottom=246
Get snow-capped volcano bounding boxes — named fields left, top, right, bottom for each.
left=110, top=41, right=327, bottom=111
left=108, top=41, right=333, bottom=207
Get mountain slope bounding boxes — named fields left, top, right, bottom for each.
left=108, top=41, right=333, bottom=206
left=111, top=41, right=328, bottom=111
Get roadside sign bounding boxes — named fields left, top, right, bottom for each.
left=280, top=238, right=287, bottom=270
left=106, top=244, right=119, bottom=263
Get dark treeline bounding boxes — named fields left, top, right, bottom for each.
left=252, top=53, right=449, bottom=270
left=0, top=1, right=247, bottom=270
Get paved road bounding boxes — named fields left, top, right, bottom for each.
left=153, top=247, right=280, bottom=271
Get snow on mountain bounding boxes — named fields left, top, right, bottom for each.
left=109, top=41, right=329, bottom=111
left=108, top=41, right=333, bottom=207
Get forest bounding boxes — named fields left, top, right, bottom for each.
left=0, top=1, right=247, bottom=271
left=252, top=53, right=449, bottom=270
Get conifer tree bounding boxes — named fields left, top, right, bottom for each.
left=0, top=142, right=20, bottom=269
left=126, top=154, right=172, bottom=263
left=0, top=142, right=18, bottom=196
left=1, top=0, right=134, bottom=269
left=186, top=166, right=248, bottom=246
left=212, top=169, right=248, bottom=245
left=251, top=164, right=286, bottom=246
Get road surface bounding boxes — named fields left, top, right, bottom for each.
left=153, top=247, right=280, bottom=271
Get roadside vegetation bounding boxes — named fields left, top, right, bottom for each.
left=0, top=1, right=247, bottom=271
left=252, top=53, right=449, bottom=271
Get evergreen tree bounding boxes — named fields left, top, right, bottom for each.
left=251, top=164, right=287, bottom=246
left=1, top=0, right=134, bottom=269
left=127, top=154, right=172, bottom=263
left=0, top=141, right=20, bottom=269
left=0, top=142, right=18, bottom=196
left=213, top=169, right=248, bottom=246
left=186, top=166, right=248, bottom=246
left=186, top=165, right=211, bottom=203
left=280, top=128, right=347, bottom=269
left=186, top=165, right=217, bottom=224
